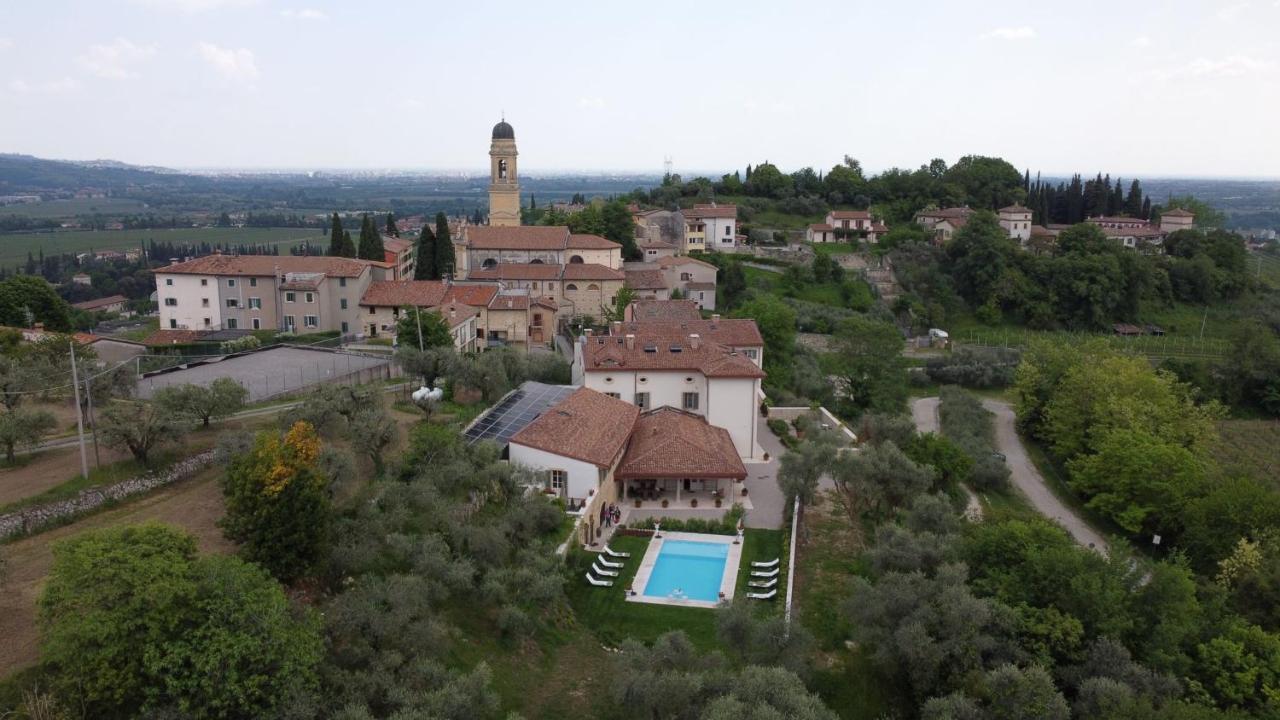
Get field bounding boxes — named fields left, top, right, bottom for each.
left=0, top=226, right=327, bottom=270
left=1254, top=252, right=1280, bottom=290
left=948, top=322, right=1232, bottom=359
left=1211, top=418, right=1280, bottom=491
left=0, top=197, right=150, bottom=218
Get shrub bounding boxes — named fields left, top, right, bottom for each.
left=767, top=418, right=791, bottom=438
left=925, top=347, right=1021, bottom=389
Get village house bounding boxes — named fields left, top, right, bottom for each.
left=655, top=255, right=718, bottom=310
left=998, top=204, right=1034, bottom=244
left=813, top=210, right=888, bottom=244
left=381, top=236, right=416, bottom=280
left=682, top=203, right=737, bottom=253
left=71, top=294, right=129, bottom=315
left=623, top=266, right=670, bottom=301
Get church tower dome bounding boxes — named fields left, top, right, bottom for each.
left=492, top=120, right=515, bottom=140
left=488, top=117, right=520, bottom=227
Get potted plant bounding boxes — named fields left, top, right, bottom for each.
left=634, top=498, right=642, bottom=508
left=690, top=498, right=698, bottom=508
left=715, top=498, right=723, bottom=508
left=742, top=487, right=749, bottom=497
left=661, top=499, right=669, bottom=508
left=763, top=451, right=770, bottom=462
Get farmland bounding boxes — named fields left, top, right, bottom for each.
left=0, top=226, right=326, bottom=270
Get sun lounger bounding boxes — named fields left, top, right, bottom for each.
left=585, top=573, right=613, bottom=587
left=748, top=577, right=778, bottom=589
left=747, top=589, right=777, bottom=600
left=591, top=563, right=619, bottom=578
left=751, top=558, right=780, bottom=569
left=604, top=546, right=631, bottom=559
left=751, top=568, right=780, bottom=579
left=596, top=555, right=624, bottom=569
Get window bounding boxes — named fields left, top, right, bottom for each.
left=566, top=283, right=578, bottom=291
left=165, top=278, right=173, bottom=286
left=168, top=319, right=177, bottom=328
left=682, top=392, right=699, bottom=410
left=226, top=318, right=238, bottom=329
left=164, top=298, right=178, bottom=306
left=340, top=298, right=348, bottom=310
left=587, top=284, right=599, bottom=291
left=201, top=298, right=209, bottom=307
left=681, top=272, right=692, bottom=281
left=340, top=321, right=348, bottom=333
left=569, top=255, right=584, bottom=264
left=285, top=292, right=296, bottom=303
left=227, top=298, right=240, bottom=308
left=549, top=469, right=566, bottom=491
left=252, top=318, right=261, bottom=330
left=725, top=225, right=731, bottom=236
left=203, top=317, right=211, bottom=327
left=304, top=292, right=314, bottom=303
left=304, top=315, right=318, bottom=328
left=284, top=315, right=296, bottom=330
left=248, top=297, right=261, bottom=309
left=200, top=279, right=208, bottom=286
left=249, top=277, right=257, bottom=287
left=744, top=348, right=758, bottom=359
left=227, top=279, right=236, bottom=287
left=369, top=306, right=376, bottom=315
left=339, top=278, right=346, bottom=287
left=533, top=313, right=543, bottom=327
left=605, top=392, right=621, bottom=400
left=634, top=392, right=650, bottom=409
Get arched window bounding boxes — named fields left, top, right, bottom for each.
left=481, top=258, right=497, bottom=269
left=529, top=259, right=544, bottom=264
left=587, top=284, right=600, bottom=291
left=498, top=159, right=507, bottom=179
left=565, top=283, right=578, bottom=291
left=569, top=255, right=584, bottom=264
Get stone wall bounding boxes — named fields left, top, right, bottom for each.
left=0, top=451, right=216, bottom=540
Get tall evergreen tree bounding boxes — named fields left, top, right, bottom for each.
left=1109, top=178, right=1124, bottom=216
left=1125, top=179, right=1144, bottom=217
left=414, top=225, right=437, bottom=280
left=339, top=230, right=356, bottom=258
left=1141, top=196, right=1152, bottom=220
left=433, top=212, right=454, bottom=279
left=385, top=212, right=398, bottom=237
left=328, top=213, right=344, bottom=256
left=357, top=214, right=385, bottom=261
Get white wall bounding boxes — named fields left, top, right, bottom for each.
left=584, top=369, right=708, bottom=415
left=707, top=376, right=760, bottom=458
left=567, top=247, right=621, bottom=268
left=706, top=217, right=737, bottom=249
left=157, top=273, right=221, bottom=330
left=509, top=442, right=602, bottom=502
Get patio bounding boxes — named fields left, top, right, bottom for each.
left=622, top=478, right=753, bottom=512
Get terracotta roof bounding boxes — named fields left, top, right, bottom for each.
left=487, top=294, right=559, bottom=311
left=936, top=216, right=969, bottom=230
left=155, top=254, right=372, bottom=278
left=431, top=302, right=481, bottom=329
left=72, top=294, right=127, bottom=311
left=616, top=407, right=746, bottom=480
left=613, top=318, right=763, bottom=347
left=625, top=269, right=668, bottom=290
left=142, top=329, right=209, bottom=346
left=655, top=255, right=717, bottom=270
left=360, top=280, right=449, bottom=308
left=444, top=284, right=498, bottom=307
left=639, top=238, right=675, bottom=249
left=629, top=299, right=702, bottom=322
left=1085, top=216, right=1147, bottom=225
left=915, top=207, right=973, bottom=220
left=685, top=204, right=737, bottom=219
left=510, top=387, right=640, bottom=468
left=998, top=204, right=1033, bottom=214
left=1030, top=225, right=1056, bottom=237
left=468, top=263, right=563, bottom=281
left=870, top=223, right=889, bottom=233
left=582, top=334, right=764, bottom=378
left=561, top=263, right=625, bottom=281
left=382, top=237, right=415, bottom=253
left=465, top=225, right=569, bottom=250
left=1162, top=208, right=1194, bottom=217
left=830, top=210, right=871, bottom=220
left=808, top=223, right=834, bottom=231
left=566, top=233, right=622, bottom=250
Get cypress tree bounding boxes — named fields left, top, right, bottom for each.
left=434, top=212, right=455, bottom=279
left=414, top=224, right=437, bottom=280
left=1125, top=180, right=1144, bottom=217
left=357, top=214, right=384, bottom=260
left=385, top=212, right=398, bottom=237
left=1141, top=197, right=1152, bottom=220
left=340, top=230, right=356, bottom=258
left=328, top=212, right=344, bottom=255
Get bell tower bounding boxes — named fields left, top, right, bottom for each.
left=488, top=118, right=520, bottom=227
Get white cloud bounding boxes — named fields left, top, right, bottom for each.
left=79, top=38, right=157, bottom=80
left=197, top=42, right=259, bottom=81
left=1131, top=35, right=1153, bottom=48
left=9, top=77, right=79, bottom=95
left=133, top=0, right=258, bottom=12
left=1185, top=54, right=1277, bottom=77
left=1216, top=2, right=1251, bottom=20
left=981, top=26, right=1037, bottom=41
left=280, top=8, right=328, bottom=20
left=577, top=96, right=606, bottom=110
left=0, top=38, right=13, bottom=51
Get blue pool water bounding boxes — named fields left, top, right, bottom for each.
left=643, top=540, right=729, bottom=602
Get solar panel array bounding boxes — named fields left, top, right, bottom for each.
left=462, top=381, right=576, bottom=447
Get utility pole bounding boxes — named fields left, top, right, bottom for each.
left=68, top=341, right=90, bottom=480
left=415, top=306, right=424, bottom=352
left=85, top=370, right=100, bottom=467
left=1199, top=305, right=1209, bottom=340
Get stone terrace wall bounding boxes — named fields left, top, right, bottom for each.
left=0, top=451, right=215, bottom=540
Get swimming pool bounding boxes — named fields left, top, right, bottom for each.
left=642, top=540, right=730, bottom=602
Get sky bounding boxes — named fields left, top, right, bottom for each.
left=1, top=0, right=1279, bottom=178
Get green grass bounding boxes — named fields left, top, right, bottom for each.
left=1211, top=419, right=1280, bottom=492
left=0, top=227, right=326, bottom=270
left=948, top=323, right=1231, bottom=359
left=734, top=529, right=784, bottom=596
left=809, top=242, right=860, bottom=255
left=1252, top=252, right=1280, bottom=289
left=0, top=197, right=150, bottom=218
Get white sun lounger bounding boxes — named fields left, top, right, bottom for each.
left=596, top=555, right=624, bottom=569
left=751, top=568, right=780, bottom=579
left=604, top=546, right=631, bottom=559
left=585, top=573, right=613, bottom=587
left=747, top=589, right=777, bottom=600
left=751, top=558, right=780, bottom=569
left=748, top=577, right=778, bottom=589
left=591, top=563, right=619, bottom=578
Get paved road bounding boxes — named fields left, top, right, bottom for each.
left=910, top=397, right=983, bottom=521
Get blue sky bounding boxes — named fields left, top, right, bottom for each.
left=1, top=0, right=1278, bottom=177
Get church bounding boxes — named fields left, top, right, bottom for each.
left=452, top=119, right=626, bottom=326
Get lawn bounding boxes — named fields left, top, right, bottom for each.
left=810, top=243, right=860, bottom=256
left=566, top=530, right=784, bottom=651
left=0, top=227, right=326, bottom=271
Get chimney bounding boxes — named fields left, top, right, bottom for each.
left=611, top=320, right=622, bottom=336
left=584, top=328, right=593, bottom=337
left=711, top=313, right=720, bottom=326
left=625, top=334, right=635, bottom=350
left=689, top=333, right=700, bottom=349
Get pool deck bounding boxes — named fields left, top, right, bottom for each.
left=625, top=531, right=743, bottom=609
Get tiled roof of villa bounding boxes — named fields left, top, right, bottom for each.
left=465, top=226, right=570, bottom=250
left=155, top=254, right=372, bottom=278
left=566, top=233, right=622, bottom=250
left=582, top=333, right=764, bottom=378
left=624, top=269, right=668, bottom=290
left=830, top=210, right=871, bottom=220
left=628, top=299, right=702, bottom=322
left=613, top=318, right=763, bottom=347
left=616, top=407, right=746, bottom=480
left=509, top=387, right=640, bottom=468
left=360, top=280, right=450, bottom=307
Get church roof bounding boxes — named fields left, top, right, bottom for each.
left=492, top=120, right=515, bottom=140
left=466, top=226, right=570, bottom=250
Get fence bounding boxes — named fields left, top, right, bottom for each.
left=139, top=345, right=397, bottom=403
left=951, top=329, right=1231, bottom=360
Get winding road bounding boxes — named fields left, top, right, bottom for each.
left=910, top=396, right=1108, bottom=555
